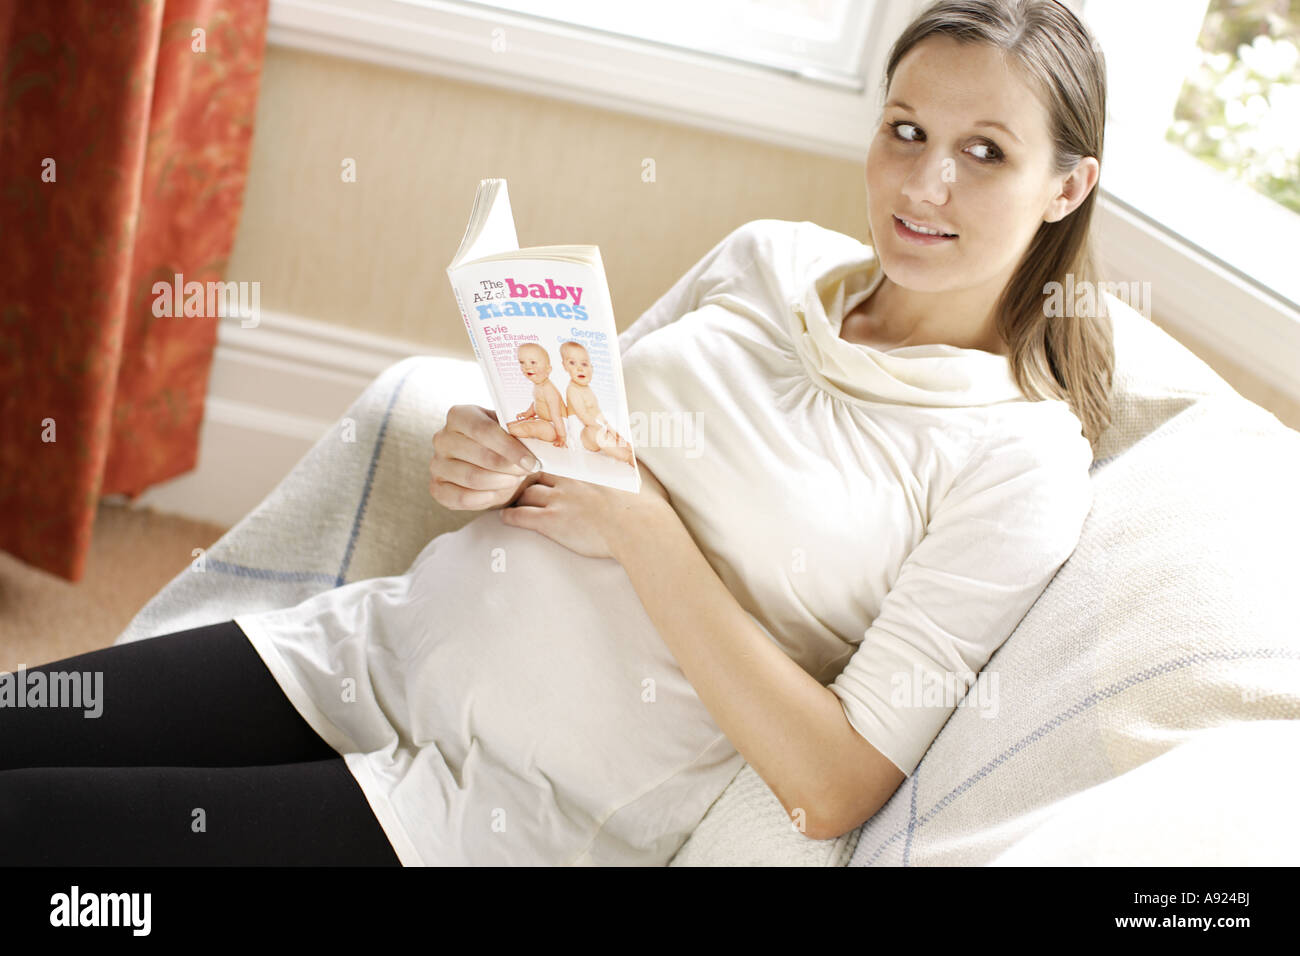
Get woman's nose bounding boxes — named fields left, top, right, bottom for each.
left=901, top=152, right=952, bottom=207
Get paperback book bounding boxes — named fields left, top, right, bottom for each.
left=446, top=178, right=640, bottom=493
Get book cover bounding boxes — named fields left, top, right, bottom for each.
left=446, top=179, right=641, bottom=493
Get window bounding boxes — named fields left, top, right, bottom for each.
left=411, top=0, right=877, bottom=89
left=1169, top=1, right=1299, bottom=217
left=1083, top=0, right=1300, bottom=312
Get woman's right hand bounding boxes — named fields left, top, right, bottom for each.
left=430, top=404, right=542, bottom=511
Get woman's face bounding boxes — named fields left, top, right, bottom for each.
left=865, top=35, right=1083, bottom=296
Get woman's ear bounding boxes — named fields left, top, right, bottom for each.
left=1044, top=156, right=1100, bottom=223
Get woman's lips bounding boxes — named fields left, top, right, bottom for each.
left=893, top=215, right=958, bottom=245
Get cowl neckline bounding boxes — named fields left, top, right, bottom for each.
left=789, top=237, right=1028, bottom=408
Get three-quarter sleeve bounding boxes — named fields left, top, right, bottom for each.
left=828, top=409, right=1094, bottom=778
left=617, top=221, right=760, bottom=357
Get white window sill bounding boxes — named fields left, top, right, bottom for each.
left=1095, top=192, right=1300, bottom=405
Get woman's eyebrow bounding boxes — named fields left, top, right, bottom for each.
left=884, top=98, right=1022, bottom=145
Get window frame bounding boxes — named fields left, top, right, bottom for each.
left=429, top=0, right=880, bottom=88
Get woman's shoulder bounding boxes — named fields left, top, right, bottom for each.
left=978, top=398, right=1093, bottom=472
left=958, top=398, right=1095, bottom=520
left=921, top=399, right=1095, bottom=565
left=708, top=219, right=878, bottom=302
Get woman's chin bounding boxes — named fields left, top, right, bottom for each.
left=875, top=258, right=961, bottom=295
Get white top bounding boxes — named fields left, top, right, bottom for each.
left=234, top=219, right=1094, bottom=866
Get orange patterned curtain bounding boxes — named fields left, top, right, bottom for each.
left=0, top=0, right=269, bottom=581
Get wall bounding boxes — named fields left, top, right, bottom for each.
left=226, top=46, right=870, bottom=353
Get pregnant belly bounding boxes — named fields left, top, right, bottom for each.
left=385, top=510, right=727, bottom=817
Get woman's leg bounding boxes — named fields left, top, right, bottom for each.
left=0, top=759, right=401, bottom=865
left=0, top=620, right=338, bottom=770
left=0, top=620, right=401, bottom=865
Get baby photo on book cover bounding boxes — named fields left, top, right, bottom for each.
left=509, top=340, right=635, bottom=466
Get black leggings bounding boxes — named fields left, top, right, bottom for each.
left=0, top=620, right=401, bottom=866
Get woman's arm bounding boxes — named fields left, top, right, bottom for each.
left=610, top=503, right=905, bottom=841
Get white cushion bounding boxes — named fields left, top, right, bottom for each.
left=987, top=720, right=1300, bottom=866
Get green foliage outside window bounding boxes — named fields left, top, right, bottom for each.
left=1167, top=0, right=1300, bottom=213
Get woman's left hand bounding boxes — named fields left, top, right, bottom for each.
left=498, top=463, right=672, bottom=560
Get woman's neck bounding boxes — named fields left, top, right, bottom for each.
left=842, top=277, right=1010, bottom=356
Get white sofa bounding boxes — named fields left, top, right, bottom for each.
left=115, top=293, right=1300, bottom=865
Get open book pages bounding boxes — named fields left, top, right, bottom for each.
left=446, top=179, right=641, bottom=493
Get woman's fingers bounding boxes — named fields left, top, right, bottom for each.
left=429, top=405, right=551, bottom=511
left=434, top=425, right=527, bottom=477
left=513, top=482, right=550, bottom=508
left=428, top=475, right=511, bottom=512
left=435, top=428, right=527, bottom=479
left=447, top=404, right=539, bottom=472
left=430, top=454, right=523, bottom=492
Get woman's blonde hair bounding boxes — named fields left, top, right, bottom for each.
left=883, top=0, right=1114, bottom=452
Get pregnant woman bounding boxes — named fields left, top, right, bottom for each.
left=0, top=0, right=1113, bottom=865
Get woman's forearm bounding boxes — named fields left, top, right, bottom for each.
left=609, top=502, right=892, bottom=840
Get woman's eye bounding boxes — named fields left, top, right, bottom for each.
left=967, top=142, right=1003, bottom=163
left=889, top=120, right=921, bottom=142
left=889, top=120, right=1003, bottom=164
